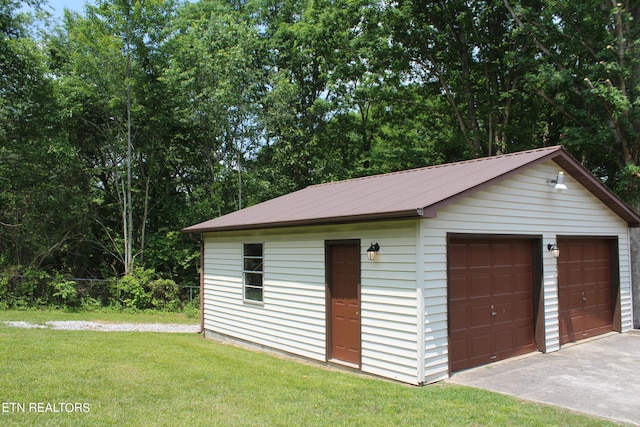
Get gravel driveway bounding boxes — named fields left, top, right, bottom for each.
left=3, top=320, right=200, bottom=333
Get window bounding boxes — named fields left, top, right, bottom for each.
left=243, top=243, right=263, bottom=302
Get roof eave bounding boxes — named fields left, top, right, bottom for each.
left=181, top=209, right=423, bottom=234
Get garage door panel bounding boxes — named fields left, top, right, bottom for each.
left=493, top=302, right=512, bottom=321
left=558, top=238, right=613, bottom=345
left=449, top=277, right=468, bottom=300
left=514, top=299, right=533, bottom=322
left=492, top=244, right=513, bottom=265
left=470, top=305, right=492, bottom=328
left=470, top=334, right=491, bottom=359
left=567, top=268, right=583, bottom=285
left=493, top=330, right=514, bottom=352
left=566, top=291, right=583, bottom=308
left=595, top=289, right=611, bottom=305
left=493, top=274, right=512, bottom=295
left=469, top=247, right=491, bottom=267
left=469, top=276, right=491, bottom=299
left=449, top=238, right=536, bottom=372
left=513, top=272, right=533, bottom=293
left=583, top=289, right=597, bottom=304
left=595, top=268, right=610, bottom=282
left=449, top=339, right=468, bottom=369
left=514, top=325, right=535, bottom=347
left=449, top=307, right=468, bottom=332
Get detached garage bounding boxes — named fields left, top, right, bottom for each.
left=184, top=146, right=640, bottom=385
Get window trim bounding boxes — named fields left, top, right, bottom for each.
left=242, top=242, right=264, bottom=304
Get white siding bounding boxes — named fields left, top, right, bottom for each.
left=202, top=220, right=421, bottom=384
left=360, top=227, right=419, bottom=384
left=420, top=160, right=632, bottom=383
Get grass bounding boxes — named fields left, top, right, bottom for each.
left=0, top=311, right=622, bottom=426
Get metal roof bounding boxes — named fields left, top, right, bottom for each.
left=183, top=145, right=640, bottom=233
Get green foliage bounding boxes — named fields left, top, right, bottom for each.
left=2, top=269, right=48, bottom=308
left=2, top=0, right=640, bottom=297
left=615, top=164, right=640, bottom=211
left=52, top=278, right=79, bottom=307
left=182, top=299, right=201, bottom=319
left=510, top=1, right=640, bottom=169
left=110, top=268, right=181, bottom=311
left=0, top=267, right=191, bottom=312
left=0, top=275, right=7, bottom=310
left=144, top=230, right=199, bottom=286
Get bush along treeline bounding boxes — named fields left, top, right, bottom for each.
left=2, top=0, right=640, bottom=309
left=0, top=269, right=198, bottom=312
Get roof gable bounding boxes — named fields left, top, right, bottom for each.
left=184, top=146, right=640, bottom=233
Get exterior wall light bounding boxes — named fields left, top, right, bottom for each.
left=547, top=171, right=568, bottom=191
left=367, top=243, right=380, bottom=261
left=547, top=243, right=560, bottom=258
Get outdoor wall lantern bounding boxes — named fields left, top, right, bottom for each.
left=547, top=171, right=568, bottom=191
left=367, top=243, right=380, bottom=261
left=547, top=243, right=560, bottom=258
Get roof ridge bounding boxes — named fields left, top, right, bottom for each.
left=309, top=145, right=563, bottom=188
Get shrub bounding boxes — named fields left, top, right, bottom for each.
left=52, top=278, right=79, bottom=308
left=110, top=268, right=180, bottom=311
left=1, top=269, right=49, bottom=308
left=149, top=278, right=180, bottom=311
left=0, top=267, right=188, bottom=312
left=183, top=299, right=200, bottom=319
left=0, top=275, right=8, bottom=310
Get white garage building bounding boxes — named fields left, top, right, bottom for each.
left=184, top=145, right=640, bottom=385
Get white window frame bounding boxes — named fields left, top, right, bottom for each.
left=242, top=243, right=264, bottom=303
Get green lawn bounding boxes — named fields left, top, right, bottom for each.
left=0, top=312, right=620, bottom=426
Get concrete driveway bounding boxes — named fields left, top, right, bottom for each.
left=447, top=332, right=640, bottom=425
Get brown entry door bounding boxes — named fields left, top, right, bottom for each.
left=448, top=238, right=536, bottom=372
left=558, top=238, right=613, bottom=345
left=328, top=242, right=360, bottom=365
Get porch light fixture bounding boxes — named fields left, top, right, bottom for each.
left=547, top=243, right=560, bottom=258
left=547, top=171, right=568, bottom=191
left=367, top=243, right=380, bottom=261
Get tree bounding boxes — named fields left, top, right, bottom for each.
left=50, top=0, right=177, bottom=275
left=252, top=0, right=378, bottom=194
left=162, top=0, right=265, bottom=214
left=0, top=0, right=91, bottom=274
left=505, top=0, right=640, bottom=202
left=386, top=0, right=546, bottom=157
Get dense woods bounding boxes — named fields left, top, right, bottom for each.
left=2, top=0, right=640, bottom=308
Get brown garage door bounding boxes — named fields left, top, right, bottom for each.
left=448, top=238, right=536, bottom=372
left=558, top=238, right=613, bottom=345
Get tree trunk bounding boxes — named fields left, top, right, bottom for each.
left=123, top=66, right=134, bottom=275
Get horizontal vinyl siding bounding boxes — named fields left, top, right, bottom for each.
left=202, top=221, right=420, bottom=384
left=360, top=228, right=419, bottom=384
left=421, top=160, right=632, bottom=384
left=203, top=236, right=326, bottom=361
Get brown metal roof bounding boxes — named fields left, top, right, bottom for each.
left=183, top=145, right=640, bottom=233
